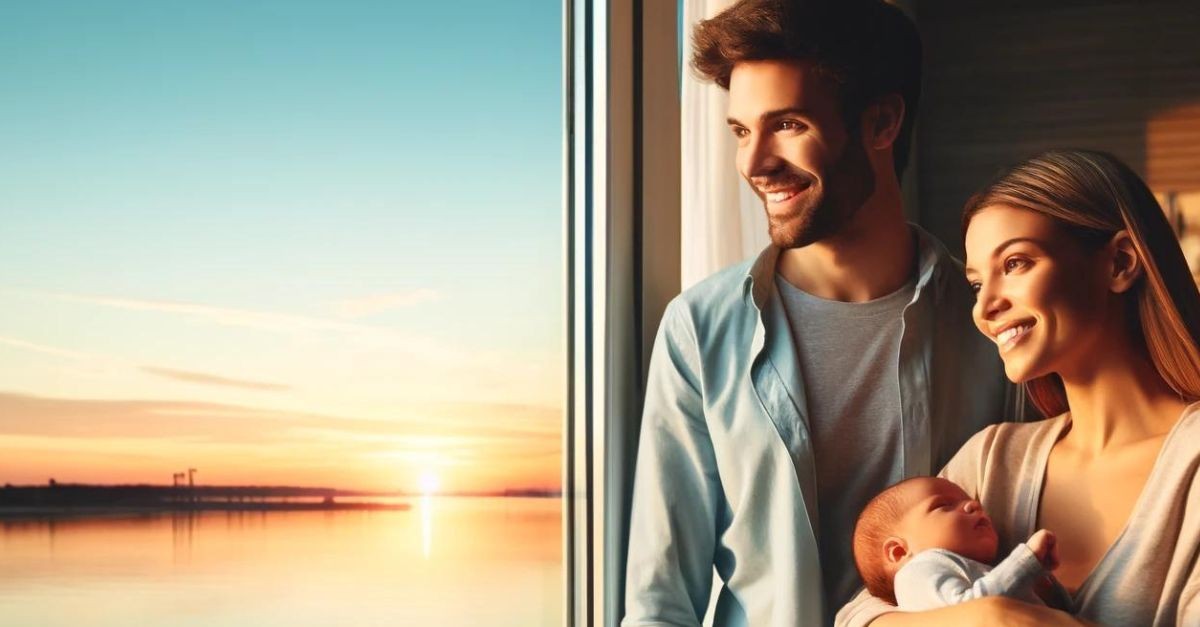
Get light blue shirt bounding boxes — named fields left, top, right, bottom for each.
left=894, top=545, right=1045, bottom=611
left=622, top=226, right=1024, bottom=627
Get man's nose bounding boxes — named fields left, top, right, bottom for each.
left=741, top=133, right=781, bottom=179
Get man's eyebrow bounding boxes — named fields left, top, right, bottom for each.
left=964, top=237, right=1050, bottom=275
left=726, top=107, right=812, bottom=127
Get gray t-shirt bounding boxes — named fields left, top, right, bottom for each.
left=775, top=274, right=914, bottom=612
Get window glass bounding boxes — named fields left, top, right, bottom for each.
left=0, top=2, right=563, bottom=625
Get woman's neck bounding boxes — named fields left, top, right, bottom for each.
left=1059, top=340, right=1188, bottom=456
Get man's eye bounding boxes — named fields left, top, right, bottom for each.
left=779, top=119, right=806, bottom=132
left=731, top=127, right=748, bottom=139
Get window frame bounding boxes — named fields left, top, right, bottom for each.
left=565, top=0, right=681, bottom=624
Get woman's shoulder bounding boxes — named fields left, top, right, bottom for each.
left=958, top=414, right=1067, bottom=460
left=941, top=415, right=1067, bottom=495
left=1164, top=401, right=1200, bottom=459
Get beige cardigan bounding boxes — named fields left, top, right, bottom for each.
left=837, top=404, right=1200, bottom=627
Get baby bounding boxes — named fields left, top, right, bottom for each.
left=851, top=476, right=1059, bottom=610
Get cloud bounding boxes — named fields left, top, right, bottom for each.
left=0, top=335, right=108, bottom=363
left=0, top=391, right=559, bottom=447
left=140, top=367, right=290, bottom=391
left=0, top=334, right=291, bottom=393
left=45, top=291, right=372, bottom=335
left=330, top=288, right=442, bottom=319
left=23, top=290, right=454, bottom=362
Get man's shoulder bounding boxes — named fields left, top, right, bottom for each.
left=666, top=257, right=759, bottom=335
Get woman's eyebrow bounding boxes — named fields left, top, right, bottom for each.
left=967, top=236, right=1051, bottom=274
left=990, top=237, right=1047, bottom=258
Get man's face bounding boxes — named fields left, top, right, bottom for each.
left=726, top=60, right=875, bottom=248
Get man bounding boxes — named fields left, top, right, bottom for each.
left=622, top=1, right=1031, bottom=625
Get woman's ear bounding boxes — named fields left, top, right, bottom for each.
left=863, top=94, right=905, bottom=151
left=1108, top=230, right=1144, bottom=294
left=883, top=536, right=909, bottom=565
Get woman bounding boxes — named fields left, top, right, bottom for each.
left=838, top=150, right=1200, bottom=627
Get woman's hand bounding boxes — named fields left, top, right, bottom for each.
left=869, top=597, right=1091, bottom=627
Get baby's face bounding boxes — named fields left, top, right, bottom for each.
left=893, top=477, right=999, bottom=564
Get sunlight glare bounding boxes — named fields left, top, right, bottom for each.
left=418, top=469, right=440, bottom=495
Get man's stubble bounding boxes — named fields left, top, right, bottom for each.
left=765, top=133, right=877, bottom=249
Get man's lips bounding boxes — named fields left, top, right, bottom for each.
left=759, top=181, right=812, bottom=204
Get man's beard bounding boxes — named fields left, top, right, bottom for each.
left=762, top=135, right=876, bottom=249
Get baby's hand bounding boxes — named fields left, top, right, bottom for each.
left=1027, top=529, right=1059, bottom=570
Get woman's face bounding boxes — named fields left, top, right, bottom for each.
left=964, top=205, right=1114, bottom=383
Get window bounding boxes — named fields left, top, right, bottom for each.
left=0, top=2, right=564, bottom=625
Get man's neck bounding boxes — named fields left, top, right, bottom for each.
left=776, top=193, right=916, bottom=302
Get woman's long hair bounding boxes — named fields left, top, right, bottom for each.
left=962, top=149, right=1200, bottom=417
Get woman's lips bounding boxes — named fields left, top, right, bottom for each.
left=996, top=320, right=1035, bottom=353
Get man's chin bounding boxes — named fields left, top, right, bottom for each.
left=767, top=216, right=824, bottom=249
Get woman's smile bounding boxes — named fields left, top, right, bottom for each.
left=994, top=319, right=1036, bottom=353
left=964, top=204, right=1112, bottom=383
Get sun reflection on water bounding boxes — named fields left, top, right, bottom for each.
left=421, top=494, right=434, bottom=558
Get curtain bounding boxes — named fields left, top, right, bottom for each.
left=680, top=0, right=770, bottom=291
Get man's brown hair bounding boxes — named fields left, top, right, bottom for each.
left=691, top=0, right=922, bottom=176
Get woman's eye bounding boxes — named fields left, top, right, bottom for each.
left=1002, top=257, right=1028, bottom=273
left=969, top=281, right=982, bottom=296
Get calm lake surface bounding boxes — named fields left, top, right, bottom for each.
left=0, top=497, right=562, bottom=626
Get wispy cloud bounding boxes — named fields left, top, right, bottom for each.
left=330, top=288, right=442, bottom=319
left=0, top=335, right=107, bottom=363
left=0, top=391, right=559, bottom=445
left=21, top=289, right=450, bottom=360
left=44, top=291, right=373, bottom=335
left=0, top=334, right=290, bottom=393
left=141, top=367, right=290, bottom=391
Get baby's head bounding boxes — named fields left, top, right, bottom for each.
left=852, top=476, right=999, bottom=603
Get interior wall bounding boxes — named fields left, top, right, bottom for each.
left=913, top=0, right=1200, bottom=262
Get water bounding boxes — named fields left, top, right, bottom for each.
left=0, top=497, right=562, bottom=626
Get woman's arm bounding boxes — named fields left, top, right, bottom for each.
left=868, top=597, right=1091, bottom=627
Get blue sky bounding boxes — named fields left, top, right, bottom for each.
left=0, top=1, right=563, bottom=491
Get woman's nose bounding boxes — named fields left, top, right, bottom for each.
left=976, top=282, right=1010, bottom=322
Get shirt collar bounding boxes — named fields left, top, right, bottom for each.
left=740, top=223, right=955, bottom=311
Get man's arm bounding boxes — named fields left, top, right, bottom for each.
left=622, top=299, right=721, bottom=627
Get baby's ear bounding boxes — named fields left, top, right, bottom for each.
left=883, top=537, right=909, bottom=565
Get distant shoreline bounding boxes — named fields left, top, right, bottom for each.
left=0, top=483, right=561, bottom=520
left=0, top=501, right=412, bottom=519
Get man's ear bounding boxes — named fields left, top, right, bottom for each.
left=1108, top=230, right=1144, bottom=294
left=883, top=536, right=909, bottom=565
left=863, top=94, right=905, bottom=151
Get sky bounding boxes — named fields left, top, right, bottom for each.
left=0, top=1, right=563, bottom=493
